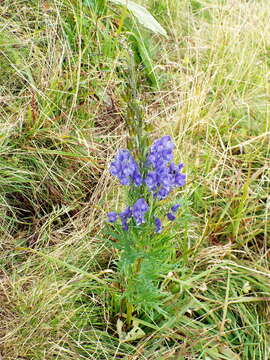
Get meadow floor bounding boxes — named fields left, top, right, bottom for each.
left=0, top=1, right=269, bottom=359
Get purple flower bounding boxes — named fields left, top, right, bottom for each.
left=118, top=206, right=132, bottom=231
left=157, top=166, right=171, bottom=187
left=144, top=136, right=186, bottom=200
left=169, top=162, right=186, bottom=187
left=107, top=212, right=118, bottom=223
left=132, top=198, right=148, bottom=225
left=133, top=170, right=143, bottom=186
left=110, top=149, right=142, bottom=186
left=121, top=218, right=129, bottom=231
left=154, top=217, right=162, bottom=233
left=174, top=173, right=186, bottom=187
left=134, top=198, right=148, bottom=212
left=120, top=206, right=132, bottom=220
left=147, top=136, right=174, bottom=166
left=169, top=162, right=184, bottom=173
left=167, top=212, right=176, bottom=221
left=145, top=171, right=158, bottom=190
left=156, top=186, right=170, bottom=200
left=171, top=203, right=181, bottom=212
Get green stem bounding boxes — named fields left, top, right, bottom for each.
left=126, top=301, right=133, bottom=326
left=135, top=256, right=143, bottom=274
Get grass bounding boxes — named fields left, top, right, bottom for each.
left=0, top=0, right=269, bottom=359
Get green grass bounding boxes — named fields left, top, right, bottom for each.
left=0, top=0, right=270, bottom=359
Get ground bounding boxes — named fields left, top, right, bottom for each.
left=0, top=0, right=269, bottom=359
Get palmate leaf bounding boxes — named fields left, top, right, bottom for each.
left=109, top=0, right=167, bottom=36
left=103, top=227, right=124, bottom=242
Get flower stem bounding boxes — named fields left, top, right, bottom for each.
left=126, top=301, right=133, bottom=326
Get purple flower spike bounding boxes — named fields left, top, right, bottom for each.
left=144, top=136, right=186, bottom=200
left=154, top=217, right=162, bottom=233
left=107, top=212, right=118, bottom=223
left=132, top=198, right=148, bottom=225
left=171, top=204, right=181, bottom=212
left=167, top=212, right=176, bottom=221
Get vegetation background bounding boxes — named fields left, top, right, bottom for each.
left=0, top=0, right=269, bottom=359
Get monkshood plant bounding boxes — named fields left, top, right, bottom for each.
left=106, top=135, right=186, bottom=322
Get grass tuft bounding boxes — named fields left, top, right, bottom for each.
left=0, top=0, right=269, bottom=359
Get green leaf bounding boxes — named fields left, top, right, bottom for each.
left=109, top=0, right=167, bottom=36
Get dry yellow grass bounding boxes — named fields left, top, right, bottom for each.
left=0, top=0, right=269, bottom=359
